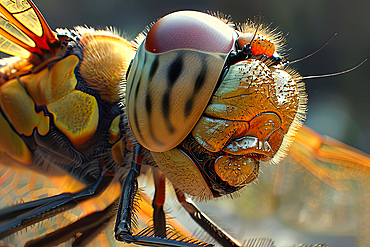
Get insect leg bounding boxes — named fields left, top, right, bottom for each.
left=0, top=193, right=79, bottom=221
left=152, top=166, right=167, bottom=238
left=23, top=199, right=119, bottom=247
left=175, top=189, right=242, bottom=247
left=115, top=146, right=212, bottom=247
left=0, top=169, right=113, bottom=239
left=115, top=145, right=143, bottom=241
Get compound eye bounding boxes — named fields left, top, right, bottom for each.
left=145, top=11, right=235, bottom=54
left=128, top=11, right=234, bottom=152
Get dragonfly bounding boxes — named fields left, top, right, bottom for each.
left=0, top=0, right=368, bottom=247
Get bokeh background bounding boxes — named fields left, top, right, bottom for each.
left=3, top=1, right=369, bottom=246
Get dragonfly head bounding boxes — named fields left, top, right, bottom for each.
left=126, top=10, right=306, bottom=201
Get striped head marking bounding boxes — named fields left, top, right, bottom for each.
left=126, top=11, right=236, bottom=152
left=126, top=11, right=306, bottom=200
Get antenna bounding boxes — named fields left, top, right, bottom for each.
left=286, top=33, right=337, bottom=66
left=301, top=59, right=367, bottom=80
left=250, top=0, right=262, bottom=44
left=241, top=0, right=262, bottom=55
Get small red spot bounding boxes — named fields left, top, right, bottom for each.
left=251, top=39, right=275, bottom=57
left=237, top=34, right=275, bottom=57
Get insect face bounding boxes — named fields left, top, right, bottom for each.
left=127, top=11, right=307, bottom=200
left=126, top=11, right=235, bottom=153
left=191, top=59, right=305, bottom=191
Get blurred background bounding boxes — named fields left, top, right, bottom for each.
left=4, top=1, right=369, bottom=246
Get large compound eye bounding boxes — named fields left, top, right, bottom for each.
left=126, top=11, right=236, bottom=152
left=145, top=11, right=235, bottom=54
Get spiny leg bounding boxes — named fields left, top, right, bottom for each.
left=0, top=169, right=113, bottom=239
left=115, top=145, right=143, bottom=241
left=152, top=166, right=167, bottom=238
left=24, top=199, right=119, bottom=247
left=0, top=193, right=80, bottom=221
left=175, top=189, right=242, bottom=247
left=115, top=145, right=213, bottom=247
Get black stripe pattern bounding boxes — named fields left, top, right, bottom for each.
left=126, top=43, right=228, bottom=152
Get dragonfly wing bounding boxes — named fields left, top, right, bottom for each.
left=193, top=125, right=369, bottom=246
left=0, top=0, right=59, bottom=62
left=0, top=161, right=131, bottom=246
left=279, top=125, right=370, bottom=246
left=0, top=161, right=210, bottom=247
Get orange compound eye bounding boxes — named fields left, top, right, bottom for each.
left=237, top=34, right=275, bottom=57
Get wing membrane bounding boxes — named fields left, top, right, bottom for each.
left=282, top=125, right=370, bottom=245
left=0, top=162, right=127, bottom=246
left=288, top=125, right=370, bottom=193
left=0, top=0, right=58, bottom=60
left=0, top=162, right=202, bottom=246
left=0, top=164, right=83, bottom=246
left=200, top=125, right=369, bottom=246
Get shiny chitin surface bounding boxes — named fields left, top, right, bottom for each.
left=0, top=2, right=369, bottom=247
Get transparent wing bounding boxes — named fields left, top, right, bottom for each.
left=197, top=125, right=369, bottom=247
left=0, top=0, right=58, bottom=61
left=0, top=162, right=210, bottom=247
left=280, top=125, right=370, bottom=246
left=0, top=162, right=124, bottom=247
